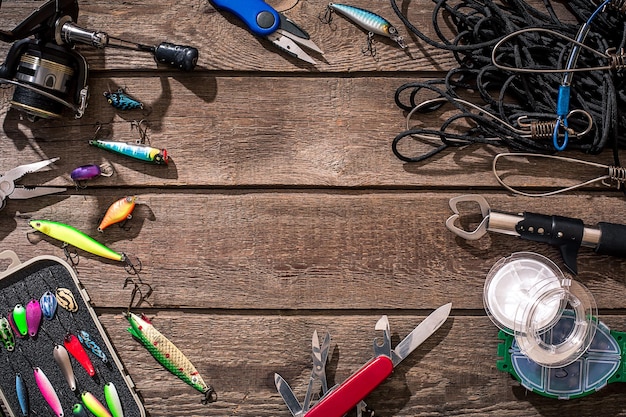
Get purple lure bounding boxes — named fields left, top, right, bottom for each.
left=40, top=291, right=58, bottom=320
left=26, top=299, right=42, bottom=337
left=71, top=164, right=102, bottom=181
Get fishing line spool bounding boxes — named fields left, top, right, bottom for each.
left=484, top=252, right=597, bottom=368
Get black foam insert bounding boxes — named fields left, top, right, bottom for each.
left=0, top=258, right=144, bottom=417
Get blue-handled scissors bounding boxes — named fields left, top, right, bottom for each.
left=211, top=0, right=323, bottom=64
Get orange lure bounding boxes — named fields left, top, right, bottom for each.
left=98, top=196, right=136, bottom=232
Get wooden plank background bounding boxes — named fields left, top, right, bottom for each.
left=1, top=0, right=626, bottom=416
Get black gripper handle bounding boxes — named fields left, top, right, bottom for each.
left=596, top=222, right=626, bottom=258
left=153, top=42, right=198, bottom=71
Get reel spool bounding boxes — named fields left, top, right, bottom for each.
left=3, top=40, right=88, bottom=120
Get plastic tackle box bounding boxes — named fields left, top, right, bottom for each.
left=0, top=250, right=145, bottom=417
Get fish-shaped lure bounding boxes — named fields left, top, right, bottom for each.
left=326, top=3, right=407, bottom=50
left=34, top=367, right=64, bottom=417
left=89, top=140, right=168, bottom=165
left=98, top=196, right=136, bottom=232
left=29, top=220, right=129, bottom=264
left=104, top=88, right=144, bottom=110
left=126, top=312, right=217, bottom=404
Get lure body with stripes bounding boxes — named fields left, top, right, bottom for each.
left=40, top=291, right=58, bottom=320
left=89, top=140, right=168, bottom=165
left=327, top=3, right=406, bottom=48
left=126, top=312, right=216, bottom=403
left=98, top=196, right=136, bottom=232
left=29, top=220, right=127, bottom=263
left=104, top=88, right=144, bottom=110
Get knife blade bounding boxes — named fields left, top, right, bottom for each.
left=274, top=373, right=303, bottom=417
left=391, top=302, right=452, bottom=366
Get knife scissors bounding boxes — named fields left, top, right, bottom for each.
left=210, top=0, right=323, bottom=64
left=275, top=303, right=452, bottom=417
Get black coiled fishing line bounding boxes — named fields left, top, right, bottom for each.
left=390, top=0, right=626, bottom=164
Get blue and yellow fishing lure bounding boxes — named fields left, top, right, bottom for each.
left=89, top=140, right=168, bottom=165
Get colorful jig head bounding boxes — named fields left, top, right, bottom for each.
left=98, top=196, right=137, bottom=232
left=104, top=88, right=144, bottom=110
left=321, top=3, right=407, bottom=55
left=29, top=220, right=140, bottom=273
left=71, top=163, right=114, bottom=187
left=89, top=139, right=168, bottom=165
left=126, top=311, right=217, bottom=404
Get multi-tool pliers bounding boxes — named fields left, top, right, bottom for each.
left=210, top=0, right=324, bottom=64
left=275, top=303, right=452, bottom=417
left=0, top=158, right=65, bottom=210
left=446, top=194, right=626, bottom=275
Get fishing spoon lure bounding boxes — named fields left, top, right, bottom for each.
left=40, top=290, right=58, bottom=320
left=321, top=3, right=407, bottom=55
left=54, top=344, right=77, bottom=392
left=104, top=87, right=144, bottom=111
left=98, top=196, right=137, bottom=232
left=25, top=298, right=42, bottom=337
left=126, top=311, right=217, bottom=404
left=0, top=317, right=15, bottom=351
left=81, top=391, right=112, bottom=417
left=34, top=367, right=64, bottom=417
left=29, top=220, right=141, bottom=273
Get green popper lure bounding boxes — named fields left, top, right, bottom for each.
left=126, top=312, right=217, bottom=404
left=89, top=139, right=168, bottom=165
left=29, top=220, right=133, bottom=266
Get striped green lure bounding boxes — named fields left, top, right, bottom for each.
left=89, top=139, right=168, bottom=165
left=126, top=312, right=217, bottom=404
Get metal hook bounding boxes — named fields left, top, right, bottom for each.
left=123, top=277, right=153, bottom=313
left=130, top=119, right=150, bottom=144
left=445, top=195, right=491, bottom=240
left=122, top=254, right=142, bottom=275
left=361, top=32, right=377, bottom=57
left=493, top=152, right=626, bottom=196
left=318, top=5, right=334, bottom=24
left=62, top=244, right=80, bottom=267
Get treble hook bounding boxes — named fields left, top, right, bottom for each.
left=124, top=277, right=153, bottom=313
left=361, top=32, right=377, bottom=57
left=122, top=254, right=142, bottom=275
left=318, top=5, right=334, bottom=24
left=62, top=244, right=80, bottom=267
left=130, top=119, right=150, bottom=144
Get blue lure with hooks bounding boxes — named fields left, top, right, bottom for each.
left=104, top=88, right=144, bottom=110
left=323, top=3, right=407, bottom=52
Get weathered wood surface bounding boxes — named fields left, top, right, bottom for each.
left=1, top=0, right=626, bottom=416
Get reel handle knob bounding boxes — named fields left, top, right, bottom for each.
left=153, top=42, right=198, bottom=71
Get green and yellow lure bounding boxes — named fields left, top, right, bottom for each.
left=126, top=312, right=217, bottom=404
left=29, top=220, right=127, bottom=263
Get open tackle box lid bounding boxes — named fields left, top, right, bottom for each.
left=0, top=250, right=146, bottom=417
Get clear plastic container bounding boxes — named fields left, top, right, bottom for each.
left=484, top=252, right=597, bottom=368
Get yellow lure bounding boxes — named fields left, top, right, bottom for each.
left=30, top=220, right=125, bottom=262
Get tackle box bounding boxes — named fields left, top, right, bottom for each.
left=0, top=250, right=146, bottom=417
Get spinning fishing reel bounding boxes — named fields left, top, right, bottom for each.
left=0, top=0, right=198, bottom=121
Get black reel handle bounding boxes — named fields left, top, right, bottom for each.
left=596, top=222, right=626, bottom=258
left=153, top=42, right=198, bottom=71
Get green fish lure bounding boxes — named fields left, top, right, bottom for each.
left=126, top=312, right=217, bottom=404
